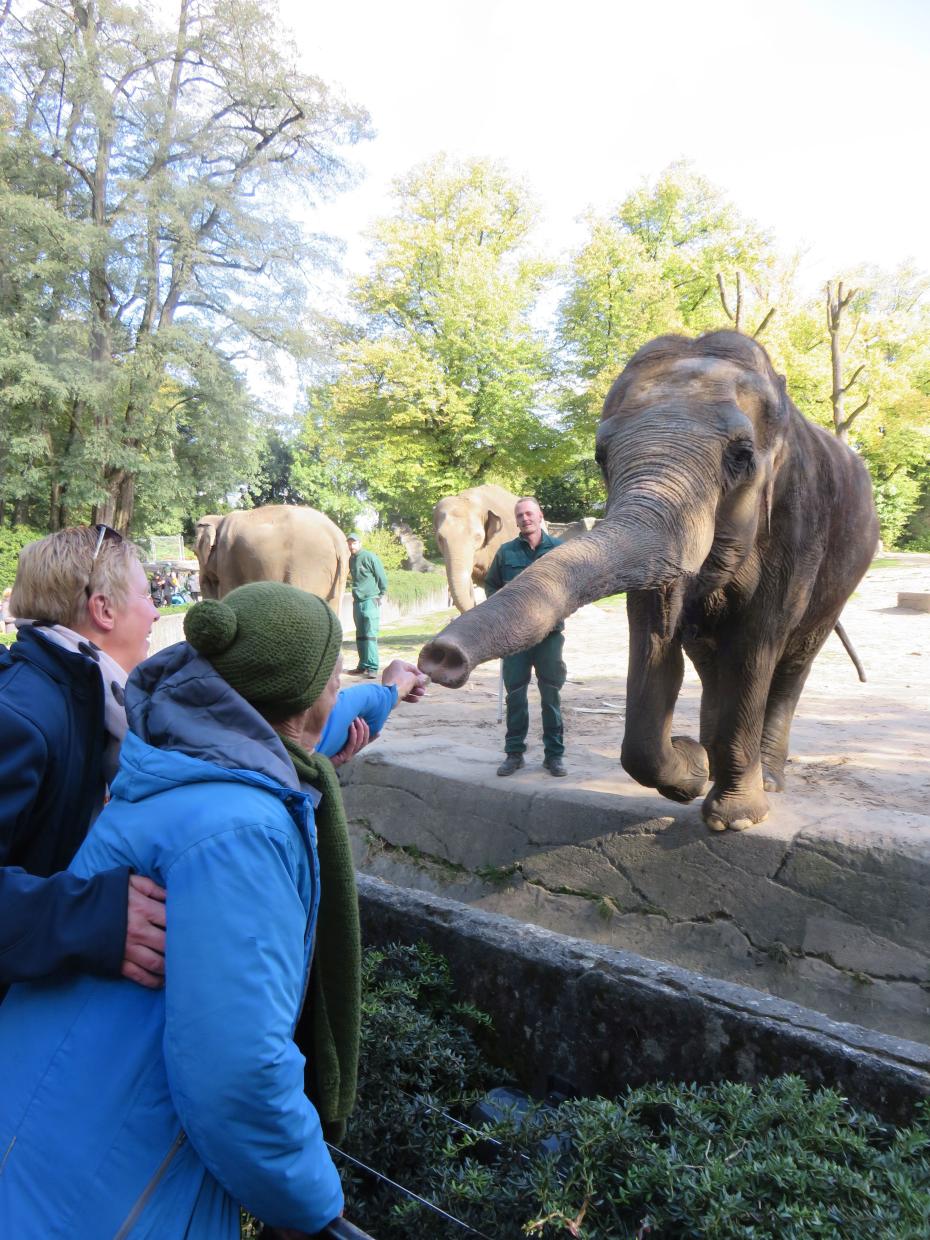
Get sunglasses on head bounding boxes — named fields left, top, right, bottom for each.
left=86, top=524, right=123, bottom=597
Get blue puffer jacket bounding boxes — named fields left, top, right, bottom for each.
left=0, top=643, right=344, bottom=1238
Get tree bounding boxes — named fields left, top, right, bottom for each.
left=0, top=0, right=370, bottom=532
left=319, top=155, right=554, bottom=526
left=556, top=163, right=779, bottom=455
left=770, top=267, right=930, bottom=545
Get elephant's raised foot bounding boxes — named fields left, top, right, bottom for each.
left=653, top=736, right=710, bottom=804
left=702, top=785, right=770, bottom=832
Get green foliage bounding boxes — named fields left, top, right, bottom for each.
left=339, top=942, right=930, bottom=1239
left=383, top=570, right=448, bottom=609
left=360, top=528, right=407, bottom=571
left=0, top=0, right=370, bottom=533
left=318, top=155, right=555, bottom=525
left=0, top=525, right=44, bottom=591
left=557, top=163, right=777, bottom=450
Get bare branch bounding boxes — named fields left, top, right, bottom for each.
left=752, top=307, right=776, bottom=338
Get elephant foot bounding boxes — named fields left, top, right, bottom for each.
left=655, top=736, right=711, bottom=804
left=762, top=764, right=786, bottom=794
left=702, top=783, right=770, bottom=832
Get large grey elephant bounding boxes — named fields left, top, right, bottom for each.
left=194, top=505, right=349, bottom=612
left=420, top=332, right=879, bottom=831
left=433, top=484, right=519, bottom=612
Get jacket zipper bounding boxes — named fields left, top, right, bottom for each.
left=112, top=1130, right=186, bottom=1240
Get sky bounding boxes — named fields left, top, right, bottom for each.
left=266, top=0, right=930, bottom=291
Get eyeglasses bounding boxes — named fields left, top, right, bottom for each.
left=86, top=524, right=123, bottom=598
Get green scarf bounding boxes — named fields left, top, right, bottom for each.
left=281, top=737, right=360, bottom=1145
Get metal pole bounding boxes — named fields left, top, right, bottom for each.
left=496, top=659, right=504, bottom=724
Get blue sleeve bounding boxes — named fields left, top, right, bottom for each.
left=162, top=822, right=343, bottom=1233
left=0, top=866, right=128, bottom=986
left=0, top=700, right=128, bottom=985
left=316, top=683, right=398, bottom=758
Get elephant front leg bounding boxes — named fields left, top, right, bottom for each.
left=701, top=644, right=780, bottom=831
left=621, top=592, right=709, bottom=803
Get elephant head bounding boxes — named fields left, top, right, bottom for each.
left=433, top=488, right=513, bottom=612
left=194, top=514, right=224, bottom=599
left=421, top=333, right=788, bottom=680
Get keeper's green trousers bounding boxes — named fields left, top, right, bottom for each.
left=502, top=630, right=565, bottom=759
left=353, top=597, right=380, bottom=672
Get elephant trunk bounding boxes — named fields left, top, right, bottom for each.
left=439, top=538, right=477, bottom=612
left=420, top=508, right=713, bottom=687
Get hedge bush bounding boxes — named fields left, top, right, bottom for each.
left=383, top=569, right=448, bottom=610
left=356, top=527, right=408, bottom=571
left=0, top=525, right=44, bottom=592
left=334, top=943, right=930, bottom=1240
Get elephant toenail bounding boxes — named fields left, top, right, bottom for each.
left=729, top=818, right=754, bottom=831
left=706, top=816, right=726, bottom=832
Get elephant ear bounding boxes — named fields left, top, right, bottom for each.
left=484, top=508, right=503, bottom=544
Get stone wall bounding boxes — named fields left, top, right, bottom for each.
left=359, top=876, right=930, bottom=1124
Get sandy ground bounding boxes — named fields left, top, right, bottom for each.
left=370, top=555, right=930, bottom=822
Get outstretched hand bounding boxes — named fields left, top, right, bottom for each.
left=121, top=874, right=166, bottom=989
left=381, top=658, right=429, bottom=703
left=331, top=716, right=372, bottom=767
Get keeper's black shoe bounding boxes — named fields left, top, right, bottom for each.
left=496, top=754, right=525, bottom=777
left=346, top=666, right=365, bottom=675
left=544, top=756, right=567, bottom=777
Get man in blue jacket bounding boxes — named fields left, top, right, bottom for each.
left=0, top=526, right=167, bottom=999
left=484, top=497, right=568, bottom=778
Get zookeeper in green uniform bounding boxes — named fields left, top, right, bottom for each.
left=346, top=534, right=388, bottom=679
left=484, top=496, right=567, bottom=778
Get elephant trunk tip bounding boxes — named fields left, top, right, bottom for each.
left=418, top=636, right=473, bottom=688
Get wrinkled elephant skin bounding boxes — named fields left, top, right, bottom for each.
left=194, top=505, right=349, bottom=613
left=433, top=484, right=519, bottom=612
left=420, top=332, right=879, bottom=831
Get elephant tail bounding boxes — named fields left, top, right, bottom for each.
left=834, top=621, right=866, bottom=683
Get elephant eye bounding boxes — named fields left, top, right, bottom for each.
left=724, top=438, right=756, bottom=482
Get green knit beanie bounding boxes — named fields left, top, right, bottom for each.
left=183, top=582, right=342, bottom=720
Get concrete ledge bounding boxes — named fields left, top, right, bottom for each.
left=342, top=743, right=930, bottom=1043
left=358, top=875, right=930, bottom=1125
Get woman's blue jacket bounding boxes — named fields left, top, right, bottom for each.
left=0, top=642, right=387, bottom=1238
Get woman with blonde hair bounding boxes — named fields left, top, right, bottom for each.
left=0, top=524, right=166, bottom=999
left=0, top=582, right=427, bottom=1237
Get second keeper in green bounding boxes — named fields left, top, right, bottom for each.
left=345, top=534, right=388, bottom=679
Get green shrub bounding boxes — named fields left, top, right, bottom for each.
left=384, top=569, right=448, bottom=609
left=336, top=943, right=930, bottom=1239
left=0, top=525, right=44, bottom=591
left=356, top=527, right=407, bottom=571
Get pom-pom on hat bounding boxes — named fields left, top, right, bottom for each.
left=184, top=582, right=342, bottom=720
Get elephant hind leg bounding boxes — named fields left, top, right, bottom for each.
left=759, top=630, right=828, bottom=792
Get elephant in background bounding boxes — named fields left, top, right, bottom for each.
left=433, top=484, right=519, bottom=612
left=421, top=331, right=878, bottom=831
left=194, top=505, right=349, bottom=612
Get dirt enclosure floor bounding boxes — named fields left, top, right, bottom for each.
left=370, top=554, right=930, bottom=815
left=343, top=554, right=930, bottom=1043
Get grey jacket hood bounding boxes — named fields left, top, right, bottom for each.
left=125, top=642, right=300, bottom=792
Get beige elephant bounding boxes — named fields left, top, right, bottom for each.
left=433, top=484, right=519, bottom=612
left=194, top=506, right=349, bottom=612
